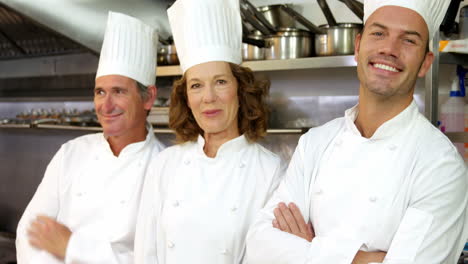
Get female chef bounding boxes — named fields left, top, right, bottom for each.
left=134, top=0, right=283, bottom=263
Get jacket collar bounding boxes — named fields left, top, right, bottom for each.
left=196, top=134, right=249, bottom=159
left=344, top=100, right=419, bottom=140
left=101, top=123, right=155, bottom=157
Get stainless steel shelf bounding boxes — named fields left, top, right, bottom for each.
left=0, top=124, right=30, bottom=129
left=1, top=124, right=305, bottom=135
left=440, top=53, right=468, bottom=66
left=445, top=132, right=468, bottom=143
left=156, top=55, right=357, bottom=77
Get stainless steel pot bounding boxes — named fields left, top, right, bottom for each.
left=242, top=32, right=265, bottom=61
left=257, top=5, right=296, bottom=29
left=315, top=23, right=362, bottom=56
left=265, top=28, right=312, bottom=60
left=157, top=44, right=179, bottom=65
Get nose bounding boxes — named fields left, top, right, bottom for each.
left=377, top=36, right=401, bottom=58
left=100, top=94, right=115, bottom=114
left=202, top=85, right=217, bottom=103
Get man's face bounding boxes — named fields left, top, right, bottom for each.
left=354, top=6, right=434, bottom=100
left=94, top=75, right=153, bottom=137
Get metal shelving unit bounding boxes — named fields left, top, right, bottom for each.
left=426, top=36, right=468, bottom=143
left=0, top=124, right=304, bottom=134
left=156, top=55, right=357, bottom=77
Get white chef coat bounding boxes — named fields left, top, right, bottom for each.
left=16, top=125, right=164, bottom=264
left=246, top=100, right=468, bottom=264
left=134, top=134, right=283, bottom=264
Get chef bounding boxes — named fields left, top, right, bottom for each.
left=16, top=11, right=164, bottom=263
left=133, top=0, right=283, bottom=263
left=246, top=0, right=468, bottom=263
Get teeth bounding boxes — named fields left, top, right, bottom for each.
left=374, top=63, right=399, bottom=72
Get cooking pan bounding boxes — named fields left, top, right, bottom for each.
left=338, top=0, right=364, bottom=21
left=264, top=27, right=313, bottom=60
left=315, top=0, right=363, bottom=56
left=257, top=4, right=297, bottom=30
left=315, top=23, right=362, bottom=56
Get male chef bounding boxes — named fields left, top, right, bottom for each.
left=246, top=0, right=468, bottom=263
left=16, top=11, right=164, bottom=263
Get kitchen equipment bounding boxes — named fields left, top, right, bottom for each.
left=257, top=5, right=297, bottom=30
left=241, top=0, right=276, bottom=34
left=315, top=23, right=362, bottom=56
left=243, top=31, right=265, bottom=61
left=440, top=0, right=464, bottom=36
left=157, top=43, right=179, bottom=66
left=315, top=0, right=362, bottom=56
left=460, top=5, right=468, bottom=39
left=338, top=0, right=364, bottom=21
left=264, top=27, right=313, bottom=60
left=317, top=0, right=337, bottom=26
left=148, top=107, right=169, bottom=125
left=279, top=5, right=325, bottom=34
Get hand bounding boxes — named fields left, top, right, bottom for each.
left=27, top=215, right=71, bottom=260
left=272, top=202, right=315, bottom=242
left=352, top=250, right=387, bottom=264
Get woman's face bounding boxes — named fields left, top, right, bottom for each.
left=185, top=61, right=239, bottom=137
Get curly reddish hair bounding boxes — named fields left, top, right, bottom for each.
left=169, top=63, right=270, bottom=143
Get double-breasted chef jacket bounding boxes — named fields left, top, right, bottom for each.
left=246, top=100, right=468, bottom=264
left=16, top=125, right=164, bottom=264
left=134, top=134, right=283, bottom=264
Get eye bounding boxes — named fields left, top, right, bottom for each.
left=190, top=83, right=201, bottom=89
left=371, top=31, right=384, bottom=37
left=404, top=38, right=416, bottom=44
left=94, top=89, right=105, bottom=96
left=216, top=79, right=227, bottom=85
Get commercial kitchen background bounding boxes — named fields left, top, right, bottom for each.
left=0, top=0, right=466, bottom=245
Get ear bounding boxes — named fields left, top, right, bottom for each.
left=354, top=33, right=362, bottom=63
left=417, top=51, right=434, bottom=78
left=144, top=85, right=157, bottom=111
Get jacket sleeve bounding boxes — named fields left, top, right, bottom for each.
left=379, top=148, right=468, bottom=264
left=16, top=147, right=64, bottom=264
left=245, top=134, right=363, bottom=264
left=134, top=156, right=161, bottom=264
left=64, top=231, right=121, bottom=264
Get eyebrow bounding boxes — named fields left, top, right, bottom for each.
left=369, top=22, right=423, bottom=40
left=93, top=86, right=128, bottom=91
left=188, top=74, right=228, bottom=82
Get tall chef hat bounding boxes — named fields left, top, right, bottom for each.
left=363, top=0, right=451, bottom=39
left=167, top=0, right=242, bottom=73
left=96, top=11, right=158, bottom=86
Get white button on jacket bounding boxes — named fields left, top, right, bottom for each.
left=246, top=101, right=468, bottom=264
left=16, top=125, right=165, bottom=264
left=134, top=135, right=283, bottom=264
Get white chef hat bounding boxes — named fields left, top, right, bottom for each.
left=363, top=0, right=451, bottom=39
left=167, top=0, right=242, bottom=73
left=96, top=11, right=158, bottom=86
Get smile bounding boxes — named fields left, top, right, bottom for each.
left=100, top=112, right=123, bottom=119
left=372, top=63, right=400, bottom=73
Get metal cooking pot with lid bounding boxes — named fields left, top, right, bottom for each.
left=315, top=23, right=362, bottom=56
left=265, top=27, right=313, bottom=60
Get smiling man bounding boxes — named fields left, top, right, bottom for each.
left=15, top=12, right=164, bottom=264
left=246, top=0, right=468, bottom=263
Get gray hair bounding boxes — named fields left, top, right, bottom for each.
left=136, top=81, right=150, bottom=101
